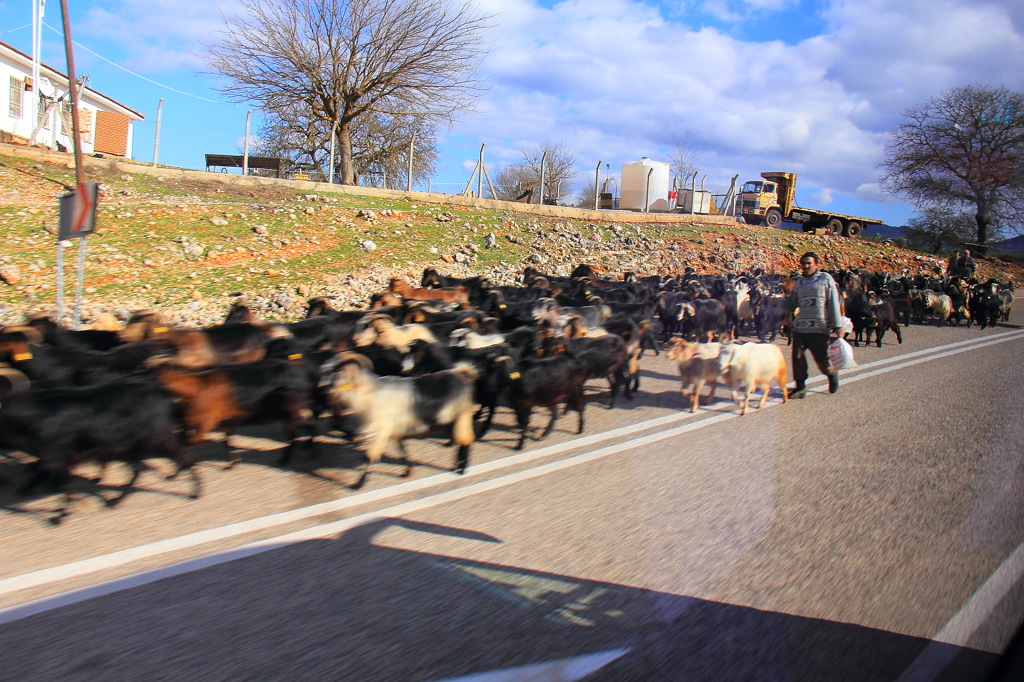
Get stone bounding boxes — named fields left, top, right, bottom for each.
left=209, top=217, right=229, bottom=226
left=0, top=265, right=21, bottom=285
left=360, top=240, right=377, bottom=253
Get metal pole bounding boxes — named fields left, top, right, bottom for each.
left=74, top=236, right=86, bottom=328
left=407, top=133, right=415, bottom=192
left=539, top=151, right=548, bottom=205
left=593, top=160, right=602, bottom=210
left=30, top=0, right=45, bottom=144
left=477, top=143, right=485, bottom=199
left=242, top=110, right=251, bottom=175
left=56, top=240, right=65, bottom=325
left=689, top=171, right=698, bottom=214
left=152, top=98, right=164, bottom=167
left=427, top=179, right=432, bottom=193
left=644, top=168, right=653, bottom=212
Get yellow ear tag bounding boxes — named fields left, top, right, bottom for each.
left=287, top=353, right=302, bottom=360
left=508, top=371, right=521, bottom=380
left=498, top=304, right=507, bottom=309
left=337, top=383, right=354, bottom=391
left=154, top=326, right=169, bottom=333
left=13, top=352, right=33, bottom=361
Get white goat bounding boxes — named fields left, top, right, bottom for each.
left=717, top=342, right=789, bottom=415
left=320, top=353, right=479, bottom=488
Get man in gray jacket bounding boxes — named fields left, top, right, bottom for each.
left=788, top=252, right=842, bottom=397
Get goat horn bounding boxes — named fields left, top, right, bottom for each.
left=335, top=351, right=374, bottom=371
left=1, top=325, right=43, bottom=343
left=0, top=364, right=30, bottom=398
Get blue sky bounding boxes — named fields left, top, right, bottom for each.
left=2, top=0, right=1023, bottom=227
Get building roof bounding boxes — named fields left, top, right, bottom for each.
left=0, top=39, right=144, bottom=121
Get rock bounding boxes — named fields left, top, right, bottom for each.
left=297, top=284, right=311, bottom=297
left=254, top=225, right=269, bottom=235
left=209, top=217, right=229, bottom=226
left=360, top=240, right=377, bottom=253
left=0, top=265, right=21, bottom=285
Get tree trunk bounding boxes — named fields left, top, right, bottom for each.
left=975, top=211, right=990, bottom=245
left=338, top=119, right=356, bottom=185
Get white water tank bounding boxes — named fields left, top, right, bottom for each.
left=620, top=157, right=671, bottom=211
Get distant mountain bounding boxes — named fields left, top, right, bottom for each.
left=992, top=235, right=1024, bottom=254
left=862, top=223, right=907, bottom=240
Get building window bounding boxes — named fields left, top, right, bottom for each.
left=9, top=77, right=24, bottom=118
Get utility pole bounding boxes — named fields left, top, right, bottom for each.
left=31, top=0, right=46, bottom=143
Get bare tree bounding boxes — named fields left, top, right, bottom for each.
left=256, top=109, right=438, bottom=186
left=493, top=163, right=535, bottom=202
left=204, top=0, right=491, bottom=185
left=492, top=141, right=579, bottom=203
left=880, top=85, right=1024, bottom=244
left=669, top=131, right=701, bottom=189
left=903, top=206, right=977, bottom=253
left=572, top=179, right=597, bottom=209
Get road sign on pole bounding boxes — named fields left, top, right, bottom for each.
left=58, top=181, right=98, bottom=240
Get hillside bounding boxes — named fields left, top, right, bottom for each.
left=1, top=149, right=1021, bottom=328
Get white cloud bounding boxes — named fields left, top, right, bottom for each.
left=78, top=0, right=244, bottom=72
left=50, top=0, right=1022, bottom=225
left=446, top=0, right=1023, bottom=222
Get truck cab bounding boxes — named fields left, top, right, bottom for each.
left=739, top=172, right=795, bottom=228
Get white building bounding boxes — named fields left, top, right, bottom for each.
left=1, top=39, right=143, bottom=157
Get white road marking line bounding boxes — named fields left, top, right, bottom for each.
left=896, top=542, right=1024, bottom=681
left=432, top=647, right=633, bottom=682
left=1, top=329, right=1022, bottom=624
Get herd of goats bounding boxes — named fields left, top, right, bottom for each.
left=0, top=263, right=1015, bottom=524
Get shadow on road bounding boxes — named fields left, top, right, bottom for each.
left=0, top=518, right=999, bottom=681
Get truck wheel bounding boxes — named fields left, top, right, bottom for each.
left=764, top=208, right=783, bottom=228
left=825, top=218, right=843, bottom=235
left=845, top=221, right=862, bottom=237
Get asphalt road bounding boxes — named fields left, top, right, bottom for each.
left=1, top=301, right=1023, bottom=681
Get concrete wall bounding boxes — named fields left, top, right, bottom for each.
left=0, top=141, right=743, bottom=227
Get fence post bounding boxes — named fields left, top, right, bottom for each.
left=152, top=98, right=163, bottom=167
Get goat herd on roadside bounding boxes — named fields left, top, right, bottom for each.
left=0, top=263, right=1015, bottom=524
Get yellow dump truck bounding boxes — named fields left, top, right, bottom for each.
left=739, top=172, right=883, bottom=237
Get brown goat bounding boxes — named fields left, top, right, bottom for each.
left=387, top=277, right=470, bottom=305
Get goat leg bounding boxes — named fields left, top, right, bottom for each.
left=396, top=440, right=413, bottom=478
left=540, top=405, right=560, bottom=439
left=106, top=462, right=142, bottom=508
left=454, top=445, right=469, bottom=475
left=515, top=407, right=532, bottom=450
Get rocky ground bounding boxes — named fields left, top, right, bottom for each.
left=1, top=150, right=1021, bottom=328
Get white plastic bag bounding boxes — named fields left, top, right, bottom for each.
left=829, top=337, right=858, bottom=370
left=839, top=315, right=854, bottom=335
